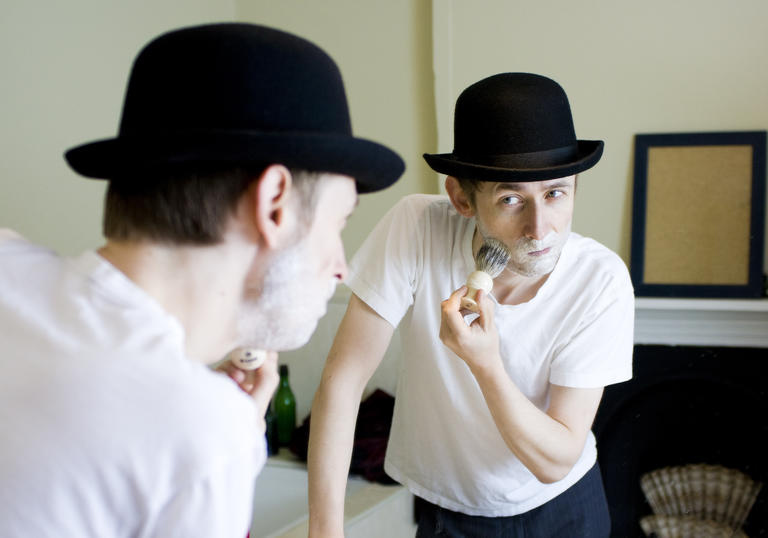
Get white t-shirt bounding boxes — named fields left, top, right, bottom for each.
left=0, top=230, right=266, bottom=538
left=346, top=195, right=634, bottom=517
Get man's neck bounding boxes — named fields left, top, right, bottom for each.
left=97, top=238, right=253, bottom=363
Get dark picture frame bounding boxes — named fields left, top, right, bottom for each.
left=630, top=131, right=766, bottom=298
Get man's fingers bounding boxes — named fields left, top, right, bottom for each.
left=216, top=359, right=246, bottom=383
left=441, top=287, right=470, bottom=332
left=443, top=286, right=467, bottom=308
left=442, top=287, right=478, bottom=351
left=215, top=351, right=278, bottom=407
left=473, top=289, right=495, bottom=329
left=250, top=351, right=279, bottom=413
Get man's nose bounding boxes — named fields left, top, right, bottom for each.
left=524, top=203, right=549, bottom=240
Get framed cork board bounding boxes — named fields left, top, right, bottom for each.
left=630, top=131, right=766, bottom=297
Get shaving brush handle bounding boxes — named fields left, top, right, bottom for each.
left=460, top=270, right=493, bottom=312
left=228, top=348, right=267, bottom=370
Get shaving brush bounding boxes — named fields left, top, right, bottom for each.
left=460, top=238, right=512, bottom=313
left=227, top=347, right=268, bottom=370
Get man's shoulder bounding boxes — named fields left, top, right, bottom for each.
left=0, top=231, right=64, bottom=311
left=393, top=193, right=453, bottom=217
left=566, top=233, right=627, bottom=270
left=151, top=364, right=259, bottom=455
left=0, top=228, right=25, bottom=244
left=389, top=193, right=465, bottom=233
left=0, top=229, right=55, bottom=264
left=562, top=233, right=632, bottom=289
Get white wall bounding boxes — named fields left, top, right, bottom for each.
left=0, top=0, right=237, bottom=255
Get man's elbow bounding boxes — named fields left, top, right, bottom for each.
left=535, top=468, right=568, bottom=484
left=532, top=458, right=579, bottom=484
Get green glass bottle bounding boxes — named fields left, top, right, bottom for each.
left=264, top=399, right=278, bottom=456
left=273, top=364, right=296, bottom=447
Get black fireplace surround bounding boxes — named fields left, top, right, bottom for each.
left=594, top=344, right=768, bottom=537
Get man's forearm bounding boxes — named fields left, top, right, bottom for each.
left=471, top=362, right=600, bottom=484
left=307, top=373, right=364, bottom=537
left=307, top=294, right=395, bottom=536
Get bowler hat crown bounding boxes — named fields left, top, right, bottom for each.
left=423, top=73, right=603, bottom=181
left=65, top=23, right=404, bottom=193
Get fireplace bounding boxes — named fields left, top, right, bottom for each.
left=594, top=344, right=768, bottom=536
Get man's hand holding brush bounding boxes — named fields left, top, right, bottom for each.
left=439, top=286, right=503, bottom=376
left=216, top=349, right=279, bottom=430
left=440, top=235, right=511, bottom=373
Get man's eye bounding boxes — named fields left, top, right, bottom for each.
left=501, top=196, right=521, bottom=206
left=548, top=190, right=564, bottom=199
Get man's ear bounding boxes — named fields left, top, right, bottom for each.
left=252, top=164, right=294, bottom=249
left=445, top=176, right=475, bottom=217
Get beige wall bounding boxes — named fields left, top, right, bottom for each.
left=3, top=1, right=766, bottom=265
left=234, top=1, right=438, bottom=419
left=437, top=0, right=768, bottom=266
left=0, top=0, right=237, bottom=255
left=0, top=0, right=436, bottom=261
left=2, top=0, right=765, bottom=423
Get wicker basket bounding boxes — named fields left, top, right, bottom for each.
left=640, top=464, right=762, bottom=532
left=640, top=514, right=750, bottom=538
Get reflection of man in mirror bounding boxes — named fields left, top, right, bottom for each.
left=308, top=73, right=634, bottom=537
left=0, top=23, right=403, bottom=537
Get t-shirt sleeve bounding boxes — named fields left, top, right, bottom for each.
left=345, top=196, right=426, bottom=328
left=549, top=261, right=635, bottom=388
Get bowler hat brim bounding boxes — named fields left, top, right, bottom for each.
left=423, top=140, right=603, bottom=182
left=65, top=130, right=405, bottom=194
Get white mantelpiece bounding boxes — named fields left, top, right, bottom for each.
left=634, top=297, right=768, bottom=348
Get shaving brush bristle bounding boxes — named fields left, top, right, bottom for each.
left=460, top=238, right=511, bottom=312
left=474, top=238, right=511, bottom=278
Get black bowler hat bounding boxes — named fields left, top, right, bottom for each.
left=65, top=23, right=404, bottom=193
left=423, top=73, right=603, bottom=182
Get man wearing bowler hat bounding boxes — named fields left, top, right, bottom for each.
left=0, top=23, right=403, bottom=537
left=308, top=73, right=633, bottom=537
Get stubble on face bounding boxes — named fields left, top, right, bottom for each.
left=235, top=231, right=336, bottom=352
left=233, top=173, right=355, bottom=353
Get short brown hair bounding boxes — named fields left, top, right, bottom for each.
left=103, top=167, right=320, bottom=244
left=454, top=177, right=483, bottom=206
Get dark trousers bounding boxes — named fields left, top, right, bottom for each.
left=414, top=463, right=610, bottom=538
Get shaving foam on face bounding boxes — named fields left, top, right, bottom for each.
left=507, top=228, right=569, bottom=277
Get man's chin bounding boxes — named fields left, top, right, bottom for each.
left=244, top=319, right=320, bottom=353
left=278, top=321, right=318, bottom=352
left=509, top=261, right=557, bottom=278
